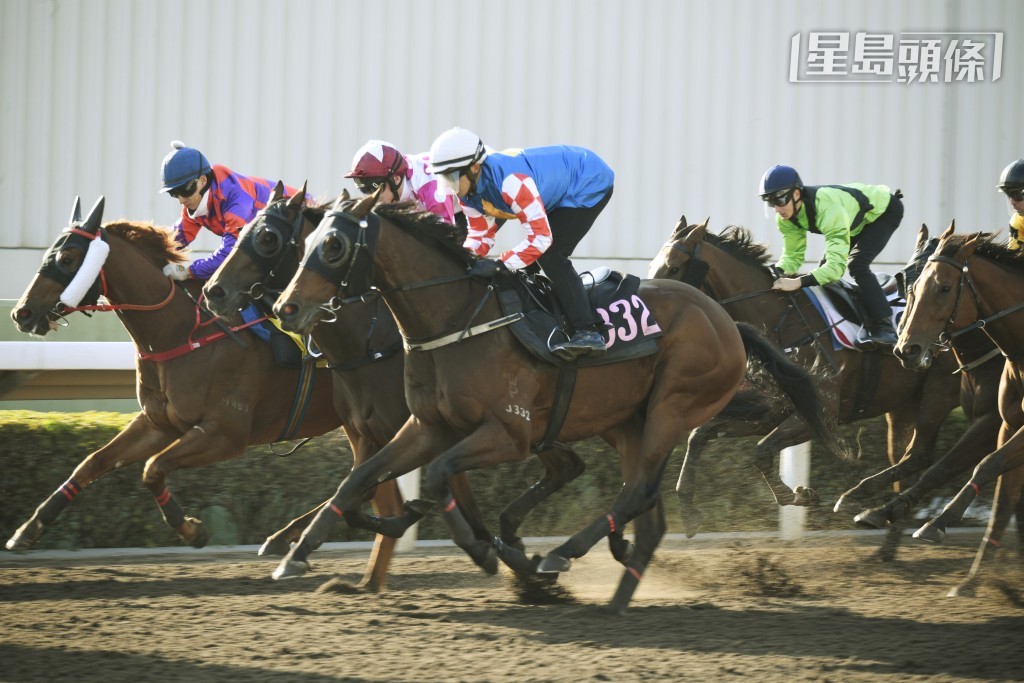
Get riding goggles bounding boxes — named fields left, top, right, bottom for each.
left=354, top=178, right=385, bottom=195
left=1003, top=186, right=1024, bottom=202
left=438, top=168, right=466, bottom=197
left=762, top=189, right=795, bottom=207
left=168, top=179, right=200, bottom=198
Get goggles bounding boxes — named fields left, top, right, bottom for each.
left=438, top=168, right=466, bottom=196
left=168, top=179, right=200, bottom=199
left=1002, top=186, right=1024, bottom=202
left=354, top=177, right=385, bottom=195
left=762, top=189, right=795, bottom=207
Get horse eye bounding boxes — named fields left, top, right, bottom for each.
left=56, top=250, right=79, bottom=275
left=320, top=234, right=349, bottom=266
left=940, top=284, right=952, bottom=293
left=254, top=227, right=281, bottom=257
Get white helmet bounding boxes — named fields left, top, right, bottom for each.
left=426, top=127, right=486, bottom=174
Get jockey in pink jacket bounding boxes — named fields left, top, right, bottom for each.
left=345, top=139, right=457, bottom=224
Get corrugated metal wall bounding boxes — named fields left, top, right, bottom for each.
left=1, top=0, right=1021, bottom=299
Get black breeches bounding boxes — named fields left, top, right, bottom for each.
left=848, top=196, right=904, bottom=320
left=537, top=188, right=613, bottom=330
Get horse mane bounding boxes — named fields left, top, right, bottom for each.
left=937, top=232, right=1024, bottom=272
left=300, top=194, right=345, bottom=224
left=374, top=201, right=474, bottom=267
left=104, top=221, right=187, bottom=265
left=704, top=225, right=775, bottom=269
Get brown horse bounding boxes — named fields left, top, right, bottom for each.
left=895, top=224, right=1024, bottom=595
left=268, top=197, right=835, bottom=613
left=648, top=218, right=1001, bottom=560
left=6, top=198, right=345, bottom=561
left=202, top=184, right=586, bottom=583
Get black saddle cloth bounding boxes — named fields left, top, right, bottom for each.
left=497, top=267, right=663, bottom=367
left=819, top=274, right=902, bottom=326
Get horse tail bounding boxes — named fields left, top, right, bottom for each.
left=735, top=322, right=848, bottom=460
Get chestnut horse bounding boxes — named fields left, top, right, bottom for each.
left=895, top=224, right=1024, bottom=595
left=203, top=185, right=586, bottom=583
left=268, top=197, right=835, bottom=613
left=647, top=218, right=979, bottom=556
left=7, top=198, right=348, bottom=563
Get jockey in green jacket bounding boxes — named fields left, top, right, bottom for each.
left=759, top=165, right=904, bottom=349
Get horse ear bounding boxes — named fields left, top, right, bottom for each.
left=69, top=196, right=82, bottom=225
left=915, top=224, right=929, bottom=253
left=956, top=233, right=981, bottom=260
left=351, top=192, right=376, bottom=218
left=939, top=220, right=956, bottom=243
left=340, top=188, right=351, bottom=201
left=671, top=214, right=691, bottom=240
left=700, top=217, right=710, bottom=230
left=82, top=196, right=105, bottom=234
left=269, top=180, right=286, bottom=203
left=332, top=195, right=346, bottom=210
left=681, top=219, right=708, bottom=248
left=286, top=181, right=307, bottom=209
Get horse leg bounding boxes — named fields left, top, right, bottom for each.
left=752, top=416, right=818, bottom=506
left=676, top=416, right=774, bottom=538
left=259, top=500, right=329, bottom=557
left=140, top=423, right=246, bottom=548
left=498, top=444, right=585, bottom=552
left=273, top=424, right=447, bottom=580
left=608, top=495, right=667, bottom=615
left=914, top=421, right=1024, bottom=543
left=420, top=425, right=532, bottom=576
left=853, top=410, right=1002, bottom=529
left=947, top=465, right=1024, bottom=597
left=6, top=415, right=176, bottom=550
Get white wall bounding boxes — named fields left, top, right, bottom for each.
left=2, top=0, right=1021, bottom=299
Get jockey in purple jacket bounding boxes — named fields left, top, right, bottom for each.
left=159, top=141, right=304, bottom=280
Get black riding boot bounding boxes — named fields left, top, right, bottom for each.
left=856, top=316, right=898, bottom=350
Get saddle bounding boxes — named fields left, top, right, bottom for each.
left=818, top=273, right=901, bottom=327
left=240, top=304, right=305, bottom=368
left=497, top=266, right=662, bottom=367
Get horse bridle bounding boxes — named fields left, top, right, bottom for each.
left=236, top=200, right=306, bottom=302
left=923, top=253, right=1024, bottom=351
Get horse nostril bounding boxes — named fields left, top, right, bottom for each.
left=277, top=302, right=297, bottom=319
left=205, top=284, right=224, bottom=301
left=14, top=307, right=32, bottom=322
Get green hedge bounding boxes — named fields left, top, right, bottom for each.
left=0, top=409, right=980, bottom=550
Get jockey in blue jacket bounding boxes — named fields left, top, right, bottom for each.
left=426, top=127, right=614, bottom=359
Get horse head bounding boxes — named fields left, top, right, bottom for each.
left=204, top=180, right=313, bottom=323
left=648, top=216, right=711, bottom=285
left=12, top=196, right=107, bottom=335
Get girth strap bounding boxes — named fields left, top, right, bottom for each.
left=533, top=361, right=579, bottom=452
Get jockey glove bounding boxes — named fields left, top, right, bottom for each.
left=162, top=262, right=191, bottom=280
left=469, top=258, right=501, bottom=278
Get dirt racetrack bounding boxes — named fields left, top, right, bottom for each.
left=1, top=530, right=1022, bottom=683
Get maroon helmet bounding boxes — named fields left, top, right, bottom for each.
left=345, top=140, right=409, bottom=195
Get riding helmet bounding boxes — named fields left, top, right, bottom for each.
left=758, top=165, right=803, bottom=198
left=345, top=140, right=409, bottom=181
left=426, top=127, right=487, bottom=174
left=160, top=141, right=211, bottom=193
left=997, top=158, right=1024, bottom=191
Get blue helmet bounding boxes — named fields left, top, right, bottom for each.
left=758, top=165, right=803, bottom=198
left=160, top=141, right=211, bottom=193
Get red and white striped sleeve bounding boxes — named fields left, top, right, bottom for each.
left=499, top=173, right=552, bottom=269
left=462, top=203, right=497, bottom=256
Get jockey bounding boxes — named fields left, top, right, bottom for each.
left=759, top=164, right=904, bottom=350
left=345, top=140, right=458, bottom=224
left=426, top=127, right=613, bottom=359
left=159, top=141, right=304, bottom=280
left=998, top=158, right=1024, bottom=250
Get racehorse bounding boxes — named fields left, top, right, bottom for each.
left=268, top=196, right=836, bottom=613
left=202, top=184, right=586, bottom=584
left=849, top=225, right=1002, bottom=594
left=647, top=218, right=999, bottom=558
left=7, top=197, right=344, bottom=561
left=895, top=223, right=1024, bottom=594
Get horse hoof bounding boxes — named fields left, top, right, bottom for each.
left=793, top=485, right=820, bottom=506
left=679, top=507, right=704, bottom=539
left=913, top=523, right=946, bottom=544
left=537, top=552, right=572, bottom=574
left=854, top=508, right=889, bottom=530
left=181, top=517, right=209, bottom=549
left=6, top=519, right=44, bottom=551
left=258, top=535, right=293, bottom=557
left=272, top=559, right=311, bottom=580
left=947, top=582, right=976, bottom=598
